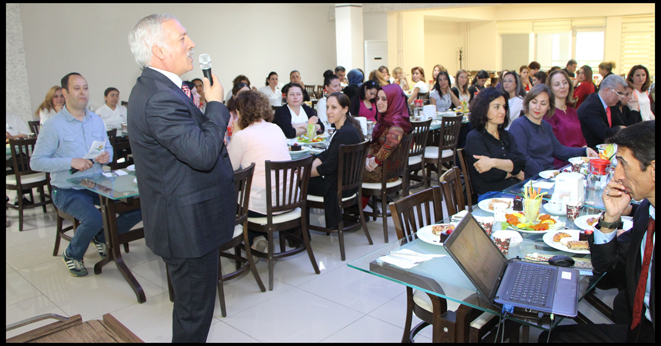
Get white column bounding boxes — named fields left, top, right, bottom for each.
left=335, top=3, right=364, bottom=71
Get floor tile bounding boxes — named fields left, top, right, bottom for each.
left=321, top=315, right=405, bottom=342
left=5, top=295, right=69, bottom=340
left=108, top=292, right=174, bottom=342
left=207, top=319, right=258, bottom=342
left=6, top=270, right=43, bottom=306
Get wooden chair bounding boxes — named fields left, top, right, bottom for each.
left=405, top=119, right=432, bottom=195
left=304, top=84, right=316, bottom=98
left=28, top=121, right=40, bottom=136
left=315, top=85, right=324, bottom=99
left=6, top=138, right=52, bottom=231
left=456, top=148, right=476, bottom=209
left=306, top=141, right=372, bottom=261
left=52, top=204, right=80, bottom=256
left=439, top=166, right=466, bottom=216
left=247, top=155, right=320, bottom=290
left=361, top=133, right=413, bottom=243
left=423, top=115, right=462, bottom=187
left=108, top=131, right=133, bottom=170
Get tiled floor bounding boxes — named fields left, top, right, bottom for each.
left=6, top=185, right=616, bottom=342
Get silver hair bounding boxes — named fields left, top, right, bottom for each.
left=128, top=14, right=177, bottom=69
left=599, top=74, right=627, bottom=92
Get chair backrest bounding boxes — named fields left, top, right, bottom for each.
left=337, top=140, right=370, bottom=198
left=264, top=155, right=314, bottom=215
left=304, top=84, right=316, bottom=97
left=381, top=133, right=414, bottom=184
left=234, top=163, right=255, bottom=227
left=28, top=121, right=40, bottom=136
left=315, top=85, right=324, bottom=99
left=440, top=115, right=463, bottom=152
left=456, top=148, right=474, bottom=209
left=409, top=119, right=432, bottom=158
left=439, top=166, right=465, bottom=216
left=389, top=186, right=445, bottom=242
left=106, top=129, right=117, bottom=145
left=8, top=138, right=39, bottom=178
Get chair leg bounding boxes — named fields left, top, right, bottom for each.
left=243, top=231, right=265, bottom=293
left=18, top=197, right=24, bottom=232
left=267, top=231, right=275, bottom=291
left=123, top=243, right=130, bottom=253
left=53, top=215, right=62, bottom=256
left=358, top=202, right=373, bottom=245
left=279, top=231, right=286, bottom=252
left=39, top=186, right=47, bottom=213
left=234, top=245, right=242, bottom=271
left=402, top=287, right=415, bottom=343
left=381, top=191, right=388, bottom=243
left=338, top=219, right=346, bottom=261
left=301, top=222, right=320, bottom=274
left=217, top=262, right=227, bottom=318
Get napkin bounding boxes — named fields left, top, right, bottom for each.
left=114, top=170, right=128, bottom=176
left=451, top=210, right=468, bottom=222
left=423, top=105, right=436, bottom=120
left=531, top=180, right=555, bottom=190
left=378, top=249, right=445, bottom=269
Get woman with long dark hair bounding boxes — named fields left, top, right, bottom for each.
left=350, top=80, right=379, bottom=122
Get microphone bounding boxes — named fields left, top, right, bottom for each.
left=199, top=54, right=213, bottom=86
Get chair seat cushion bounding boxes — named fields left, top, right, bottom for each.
left=6, top=173, right=47, bottom=185
left=408, top=155, right=422, bottom=166
left=424, top=146, right=453, bottom=160
left=248, top=207, right=301, bottom=225
left=233, top=224, right=243, bottom=238
left=413, top=289, right=432, bottom=312
left=307, top=193, right=357, bottom=203
left=361, top=178, right=402, bottom=190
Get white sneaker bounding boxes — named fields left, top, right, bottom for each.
left=251, top=236, right=268, bottom=253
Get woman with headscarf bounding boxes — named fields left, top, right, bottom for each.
left=343, top=69, right=363, bottom=100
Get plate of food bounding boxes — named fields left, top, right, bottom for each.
left=539, top=170, right=560, bottom=180
left=478, top=198, right=514, bottom=213
left=504, top=212, right=564, bottom=233
left=289, top=144, right=312, bottom=154
left=416, top=224, right=455, bottom=246
left=573, top=214, right=633, bottom=231
left=543, top=229, right=591, bottom=254
left=296, top=134, right=327, bottom=144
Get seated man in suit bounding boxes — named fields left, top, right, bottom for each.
left=30, top=72, right=142, bottom=277
left=577, top=74, right=627, bottom=149
left=540, top=121, right=655, bottom=343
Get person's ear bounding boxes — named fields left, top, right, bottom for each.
left=152, top=44, right=166, bottom=60
left=650, top=160, right=655, bottom=182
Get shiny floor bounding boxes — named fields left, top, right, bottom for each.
left=6, top=186, right=616, bottom=342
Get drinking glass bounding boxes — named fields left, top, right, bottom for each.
left=523, top=198, right=542, bottom=223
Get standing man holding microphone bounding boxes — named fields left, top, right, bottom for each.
left=127, top=14, right=235, bottom=342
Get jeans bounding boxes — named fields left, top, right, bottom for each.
left=52, top=187, right=142, bottom=261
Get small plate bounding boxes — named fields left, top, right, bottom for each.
left=416, top=224, right=455, bottom=246
left=573, top=214, right=633, bottom=231
left=543, top=230, right=590, bottom=255
left=543, top=202, right=566, bottom=215
left=539, top=170, right=560, bottom=180
left=126, top=164, right=135, bottom=171
left=478, top=198, right=514, bottom=213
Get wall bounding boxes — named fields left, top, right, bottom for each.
left=363, top=12, right=387, bottom=41
left=19, top=4, right=336, bottom=113
left=466, top=21, right=500, bottom=72
left=501, top=34, right=529, bottom=72
left=6, top=4, right=32, bottom=123
left=424, top=19, right=465, bottom=81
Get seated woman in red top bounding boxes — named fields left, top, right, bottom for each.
left=349, top=80, right=379, bottom=122
left=573, top=65, right=596, bottom=110
left=544, top=70, right=588, bottom=167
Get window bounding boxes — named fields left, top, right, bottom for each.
left=575, top=31, right=605, bottom=71
left=620, top=15, right=655, bottom=80
left=535, top=33, right=571, bottom=70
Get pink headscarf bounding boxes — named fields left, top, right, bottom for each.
left=371, top=84, right=411, bottom=142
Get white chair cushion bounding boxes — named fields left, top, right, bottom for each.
left=361, top=178, right=402, bottom=190
left=307, top=193, right=357, bottom=203
left=6, top=173, right=47, bottom=185
left=408, top=155, right=422, bottom=166
left=232, top=224, right=243, bottom=238
left=248, top=207, right=301, bottom=225
left=413, top=289, right=432, bottom=312
left=424, top=147, right=453, bottom=160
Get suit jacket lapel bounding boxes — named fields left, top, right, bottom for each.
left=141, top=68, right=198, bottom=109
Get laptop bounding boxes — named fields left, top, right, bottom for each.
left=443, top=212, right=579, bottom=317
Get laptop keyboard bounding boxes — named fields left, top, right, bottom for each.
left=508, top=265, right=553, bottom=307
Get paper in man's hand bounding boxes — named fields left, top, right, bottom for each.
left=83, top=141, right=106, bottom=159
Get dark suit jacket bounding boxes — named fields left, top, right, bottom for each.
left=589, top=199, right=655, bottom=342
left=614, top=105, right=643, bottom=126
left=272, top=104, right=323, bottom=139
left=576, top=93, right=624, bottom=150
left=127, top=68, right=236, bottom=259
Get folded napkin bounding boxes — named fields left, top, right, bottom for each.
left=531, top=180, right=555, bottom=190
left=378, top=249, right=446, bottom=269
left=451, top=210, right=468, bottom=222
left=114, top=170, right=128, bottom=176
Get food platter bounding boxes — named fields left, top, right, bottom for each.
left=296, top=134, right=327, bottom=145
left=416, top=224, right=455, bottom=246
left=539, top=170, right=560, bottom=180
left=505, top=212, right=564, bottom=233
left=478, top=198, right=514, bottom=213
left=543, top=230, right=590, bottom=254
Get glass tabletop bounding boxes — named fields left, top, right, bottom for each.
left=67, top=168, right=139, bottom=200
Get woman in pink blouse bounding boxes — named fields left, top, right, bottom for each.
left=544, top=70, right=588, bottom=167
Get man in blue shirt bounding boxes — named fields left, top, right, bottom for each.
left=31, top=72, right=142, bottom=277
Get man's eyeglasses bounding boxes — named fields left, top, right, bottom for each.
left=610, top=88, right=626, bottom=98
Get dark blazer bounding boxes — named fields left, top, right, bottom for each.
left=614, top=105, right=643, bottom=126
left=589, top=199, right=655, bottom=342
left=577, top=93, right=624, bottom=150
left=127, top=68, right=236, bottom=259
left=272, top=104, right=324, bottom=139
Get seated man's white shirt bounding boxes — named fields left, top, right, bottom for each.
left=95, top=104, right=127, bottom=131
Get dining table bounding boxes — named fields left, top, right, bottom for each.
left=67, top=167, right=145, bottom=303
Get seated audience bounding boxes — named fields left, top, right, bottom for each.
left=548, top=66, right=562, bottom=74
left=226, top=74, right=253, bottom=102
left=309, top=92, right=364, bottom=229
left=227, top=90, right=291, bottom=252
left=499, top=71, right=526, bottom=128
left=469, top=70, right=489, bottom=100
left=452, top=69, right=472, bottom=107
left=191, top=78, right=206, bottom=112
left=257, top=71, right=282, bottom=107
left=577, top=74, right=627, bottom=149
left=528, top=61, right=541, bottom=84
left=563, top=59, right=578, bottom=79
left=464, top=87, right=526, bottom=201
left=335, top=65, right=347, bottom=89
left=6, top=112, right=30, bottom=140
left=378, top=65, right=394, bottom=84
left=596, top=61, right=616, bottom=92
left=519, top=65, right=532, bottom=92
left=35, top=86, right=65, bottom=124
left=95, top=87, right=127, bottom=131
left=368, top=69, right=388, bottom=87
left=532, top=71, right=548, bottom=86
left=430, top=70, right=461, bottom=112
left=430, top=64, right=455, bottom=90
left=408, top=66, right=428, bottom=106
left=226, top=82, right=251, bottom=145
left=509, top=84, right=596, bottom=178
left=616, top=81, right=643, bottom=126
left=392, top=66, right=410, bottom=91
left=350, top=80, right=379, bottom=122
left=273, top=83, right=323, bottom=139
left=573, top=65, right=596, bottom=109
left=627, top=64, right=654, bottom=121
left=283, top=70, right=311, bottom=102
left=315, top=70, right=342, bottom=124
left=495, top=70, right=509, bottom=89
left=343, top=69, right=363, bottom=100
left=30, top=72, right=142, bottom=277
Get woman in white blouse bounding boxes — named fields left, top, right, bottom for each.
left=94, top=87, right=127, bottom=131
left=258, top=71, right=282, bottom=107
left=626, top=64, right=655, bottom=121
left=430, top=71, right=461, bottom=112
left=34, top=86, right=64, bottom=124
left=452, top=69, right=472, bottom=107
left=499, top=71, right=526, bottom=129
left=315, top=70, right=342, bottom=125
left=408, top=66, right=428, bottom=106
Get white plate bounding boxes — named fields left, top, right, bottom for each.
left=416, top=224, right=455, bottom=246
left=573, top=214, right=633, bottom=231
left=126, top=164, right=135, bottom=171
left=506, top=215, right=564, bottom=234
left=539, top=170, right=560, bottom=180
left=478, top=198, right=514, bottom=213
left=543, top=202, right=566, bottom=215
left=289, top=145, right=312, bottom=154
left=543, top=230, right=590, bottom=255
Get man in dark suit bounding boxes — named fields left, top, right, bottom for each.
left=540, top=121, right=655, bottom=343
left=127, top=14, right=235, bottom=342
left=577, top=74, right=627, bottom=150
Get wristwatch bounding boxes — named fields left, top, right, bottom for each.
left=595, top=212, right=622, bottom=231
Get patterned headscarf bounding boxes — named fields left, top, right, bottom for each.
left=371, top=84, right=411, bottom=142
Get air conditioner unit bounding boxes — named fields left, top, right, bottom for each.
left=364, top=40, right=388, bottom=76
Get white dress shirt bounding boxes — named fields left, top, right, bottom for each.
left=95, top=104, right=127, bottom=131
left=258, top=85, right=282, bottom=107
left=288, top=105, right=308, bottom=124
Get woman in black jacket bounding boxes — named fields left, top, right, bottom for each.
left=349, top=80, right=379, bottom=122
left=272, top=83, right=324, bottom=139
left=308, top=92, right=364, bottom=229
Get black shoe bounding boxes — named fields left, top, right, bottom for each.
left=14, top=197, right=33, bottom=206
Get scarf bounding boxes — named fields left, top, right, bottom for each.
left=371, top=84, right=411, bottom=142
left=347, top=69, right=364, bottom=87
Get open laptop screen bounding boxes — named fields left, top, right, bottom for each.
left=443, top=213, right=509, bottom=301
